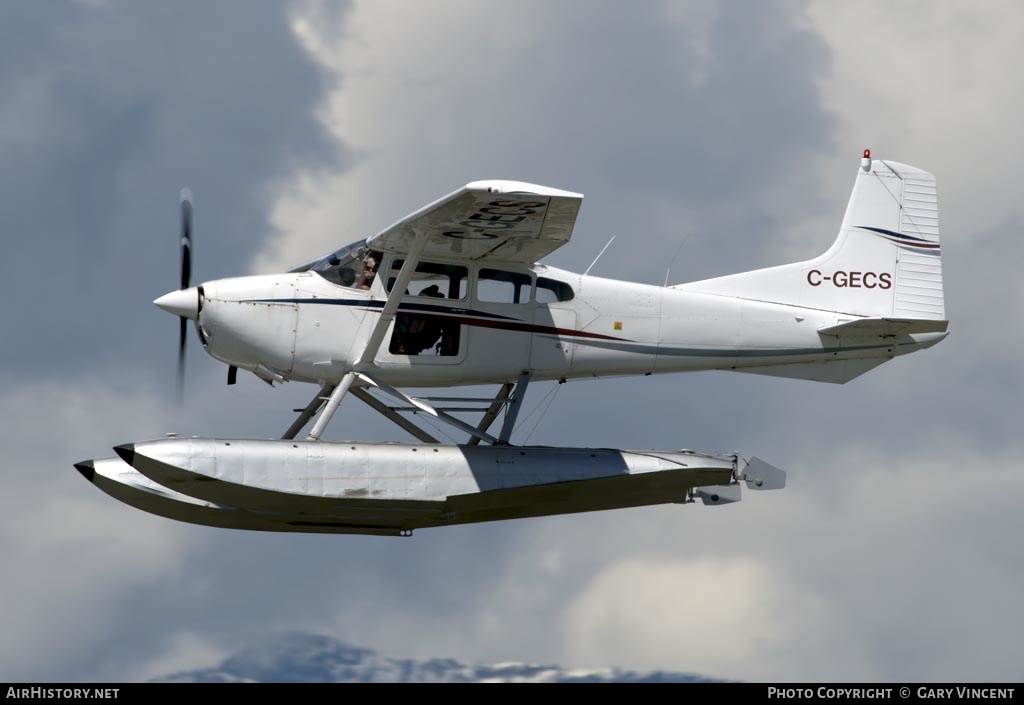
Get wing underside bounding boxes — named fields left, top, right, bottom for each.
left=366, top=180, right=583, bottom=264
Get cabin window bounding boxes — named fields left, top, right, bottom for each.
left=535, top=277, right=574, bottom=303
left=477, top=269, right=532, bottom=304
left=389, top=314, right=461, bottom=357
left=386, top=259, right=465, bottom=357
left=387, top=260, right=468, bottom=300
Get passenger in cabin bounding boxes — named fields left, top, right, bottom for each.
left=390, top=284, right=446, bottom=355
left=412, top=285, right=444, bottom=353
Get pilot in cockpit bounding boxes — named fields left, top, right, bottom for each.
left=357, top=255, right=378, bottom=290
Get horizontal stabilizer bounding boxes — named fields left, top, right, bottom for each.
left=818, top=317, right=949, bottom=338
left=736, top=358, right=888, bottom=384
left=693, top=484, right=742, bottom=506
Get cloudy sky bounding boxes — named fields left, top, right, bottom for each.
left=2, top=0, right=1022, bottom=682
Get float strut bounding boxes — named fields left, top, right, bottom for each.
left=306, top=372, right=356, bottom=441
left=282, top=383, right=335, bottom=440
left=498, top=370, right=531, bottom=445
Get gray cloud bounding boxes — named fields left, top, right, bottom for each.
left=259, top=0, right=834, bottom=284
left=0, top=1, right=344, bottom=380
left=0, top=0, right=347, bottom=681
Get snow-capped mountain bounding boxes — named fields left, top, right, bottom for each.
left=157, top=633, right=722, bottom=683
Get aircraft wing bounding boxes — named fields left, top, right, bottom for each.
left=365, top=181, right=583, bottom=264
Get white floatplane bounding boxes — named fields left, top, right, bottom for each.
left=77, top=151, right=945, bottom=535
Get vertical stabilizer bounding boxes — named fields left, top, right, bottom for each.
left=676, top=152, right=945, bottom=321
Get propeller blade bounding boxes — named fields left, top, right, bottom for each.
left=180, top=189, right=193, bottom=291
left=177, top=316, right=187, bottom=405
left=177, top=188, right=193, bottom=406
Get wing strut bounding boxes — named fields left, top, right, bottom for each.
left=303, top=234, right=429, bottom=441
left=355, top=232, right=429, bottom=368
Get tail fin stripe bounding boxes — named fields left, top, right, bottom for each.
left=855, top=226, right=941, bottom=250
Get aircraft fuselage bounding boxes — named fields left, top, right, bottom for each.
left=194, top=259, right=943, bottom=389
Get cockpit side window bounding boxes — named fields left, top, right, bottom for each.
left=312, top=241, right=382, bottom=291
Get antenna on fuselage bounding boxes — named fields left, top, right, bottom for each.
left=584, top=235, right=616, bottom=276
left=663, top=239, right=687, bottom=287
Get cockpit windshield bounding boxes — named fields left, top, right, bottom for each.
left=300, top=240, right=383, bottom=290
